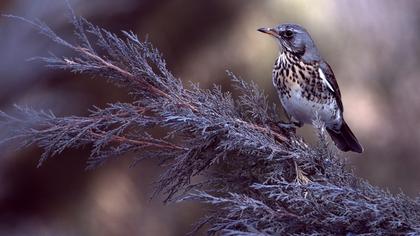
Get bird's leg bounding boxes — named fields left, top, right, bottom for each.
left=276, top=113, right=303, bottom=130
left=276, top=122, right=298, bottom=129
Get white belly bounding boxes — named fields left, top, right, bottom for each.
left=281, top=87, right=341, bottom=129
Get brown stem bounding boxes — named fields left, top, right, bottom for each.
left=77, top=47, right=170, bottom=99
left=89, top=131, right=186, bottom=151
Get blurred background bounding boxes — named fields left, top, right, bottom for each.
left=1, top=0, right=420, bottom=235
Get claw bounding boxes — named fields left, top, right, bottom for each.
left=276, top=121, right=302, bottom=130
left=293, top=121, right=303, bottom=128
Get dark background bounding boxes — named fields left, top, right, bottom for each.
left=1, top=0, right=419, bottom=235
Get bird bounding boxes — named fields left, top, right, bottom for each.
left=258, top=23, right=363, bottom=153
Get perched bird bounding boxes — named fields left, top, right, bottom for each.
left=258, top=23, right=363, bottom=153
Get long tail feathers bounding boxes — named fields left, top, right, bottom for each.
left=327, top=120, right=363, bottom=153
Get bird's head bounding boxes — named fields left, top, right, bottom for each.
left=258, top=23, right=319, bottom=60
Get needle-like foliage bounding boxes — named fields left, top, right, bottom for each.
left=1, top=9, right=419, bottom=236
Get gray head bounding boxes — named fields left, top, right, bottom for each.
left=258, top=23, right=320, bottom=62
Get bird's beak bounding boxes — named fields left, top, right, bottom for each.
left=258, top=27, right=279, bottom=38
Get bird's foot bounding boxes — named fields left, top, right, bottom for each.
left=276, top=121, right=302, bottom=131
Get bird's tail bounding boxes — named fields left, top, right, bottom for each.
left=327, top=120, right=363, bottom=153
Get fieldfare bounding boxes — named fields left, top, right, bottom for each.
left=258, top=23, right=363, bottom=153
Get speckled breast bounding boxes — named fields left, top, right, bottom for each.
left=272, top=52, right=341, bottom=128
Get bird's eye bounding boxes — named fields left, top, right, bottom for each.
left=284, top=30, right=294, bottom=38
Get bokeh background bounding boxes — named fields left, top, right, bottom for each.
left=1, top=0, right=420, bottom=235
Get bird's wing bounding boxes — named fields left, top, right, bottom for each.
left=319, top=61, right=343, bottom=111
